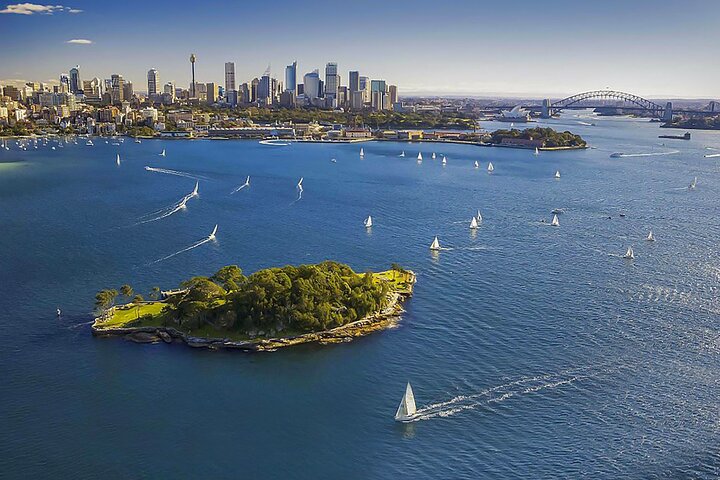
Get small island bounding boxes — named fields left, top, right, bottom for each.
left=661, top=115, right=720, bottom=131
left=484, top=127, right=587, bottom=150
left=92, top=261, right=415, bottom=351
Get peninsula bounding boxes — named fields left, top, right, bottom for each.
left=92, top=261, right=415, bottom=351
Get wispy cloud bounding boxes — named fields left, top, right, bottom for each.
left=0, top=3, right=82, bottom=15
left=66, top=38, right=92, bottom=45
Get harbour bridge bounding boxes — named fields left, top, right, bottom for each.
left=490, top=90, right=716, bottom=120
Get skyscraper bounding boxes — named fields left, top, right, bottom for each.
left=388, top=85, right=398, bottom=106
left=147, top=68, right=159, bottom=96
left=285, top=61, right=297, bottom=93
left=59, top=73, right=70, bottom=93
left=206, top=82, right=218, bottom=104
left=325, top=62, right=338, bottom=102
left=224, top=62, right=236, bottom=92
left=349, top=71, right=360, bottom=92
left=258, top=74, right=271, bottom=104
left=303, top=70, right=320, bottom=100
left=69, top=66, right=81, bottom=94
left=110, top=74, right=124, bottom=104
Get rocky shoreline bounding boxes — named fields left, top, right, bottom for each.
left=92, top=289, right=413, bottom=352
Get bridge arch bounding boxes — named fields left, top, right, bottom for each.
left=550, top=90, right=664, bottom=112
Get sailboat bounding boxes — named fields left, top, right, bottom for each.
left=474, top=161, right=479, bottom=169
left=534, top=147, right=540, bottom=156
left=429, top=236, right=441, bottom=251
left=359, top=147, right=364, bottom=158
left=135, top=138, right=141, bottom=144
left=551, top=214, right=560, bottom=227
left=364, top=215, right=373, bottom=228
left=116, top=154, right=121, bottom=166
left=159, top=149, right=166, bottom=157
left=432, top=153, right=436, bottom=159
left=417, top=152, right=423, bottom=161
left=244, top=176, right=250, bottom=187
left=394, top=382, right=417, bottom=422
left=208, top=225, right=218, bottom=241
left=470, top=216, right=478, bottom=229
left=399, top=151, right=405, bottom=157
left=689, top=176, right=697, bottom=189
left=192, top=181, right=199, bottom=197
left=442, top=157, right=447, bottom=166
left=476, top=210, right=483, bottom=223
left=487, top=162, right=494, bottom=173
left=555, top=170, right=561, bottom=179
left=646, top=231, right=655, bottom=242
left=623, top=246, right=634, bottom=260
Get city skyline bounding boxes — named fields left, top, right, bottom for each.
left=1, top=0, right=719, bottom=99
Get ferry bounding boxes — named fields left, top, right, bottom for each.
left=658, top=132, right=691, bottom=140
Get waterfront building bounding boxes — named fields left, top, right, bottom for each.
left=69, top=66, right=81, bottom=94
left=499, top=105, right=530, bottom=122
left=224, top=62, right=236, bottom=92
left=147, top=68, right=159, bottom=96
left=285, top=61, right=297, bottom=93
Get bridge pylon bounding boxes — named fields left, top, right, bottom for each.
left=541, top=99, right=551, bottom=118
left=662, top=102, right=673, bottom=122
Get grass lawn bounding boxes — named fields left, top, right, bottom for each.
left=373, top=270, right=414, bottom=294
left=100, top=302, right=166, bottom=328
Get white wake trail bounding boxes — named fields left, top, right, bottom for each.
left=150, top=235, right=214, bottom=264
left=135, top=183, right=199, bottom=225
left=231, top=176, right=250, bottom=194
left=145, top=166, right=207, bottom=180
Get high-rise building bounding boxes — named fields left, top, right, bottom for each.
left=206, top=82, right=218, bottom=104
left=250, top=78, right=259, bottom=102
left=82, top=78, right=101, bottom=99
left=370, top=80, right=388, bottom=111
left=69, top=66, right=81, bottom=93
left=147, top=68, right=159, bottom=96
left=325, top=62, right=338, bottom=102
left=110, top=74, right=124, bottom=104
left=258, top=75, right=271, bottom=104
left=224, top=62, right=236, bottom=92
left=59, top=73, right=70, bottom=93
left=388, top=85, right=398, bottom=106
left=123, top=81, right=134, bottom=101
left=359, top=76, right=369, bottom=103
left=303, top=70, right=320, bottom=100
left=285, top=61, right=297, bottom=93
left=349, top=71, right=360, bottom=92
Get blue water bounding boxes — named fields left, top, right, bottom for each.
left=1, top=115, right=719, bottom=478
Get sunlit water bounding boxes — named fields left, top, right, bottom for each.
left=1, top=115, right=719, bottom=479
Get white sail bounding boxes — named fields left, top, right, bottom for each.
left=394, top=382, right=417, bottom=422
left=690, top=176, right=697, bottom=189
left=432, top=152, right=436, bottom=159
left=359, top=147, right=364, bottom=157
left=470, top=216, right=478, bottom=229
left=442, top=157, right=447, bottom=165
left=245, top=176, right=250, bottom=187
left=623, top=246, right=634, bottom=259
left=364, top=215, right=373, bottom=228
left=551, top=214, right=559, bottom=227
left=116, top=154, right=120, bottom=166
left=476, top=210, right=483, bottom=223
left=474, top=161, right=479, bottom=169
left=417, top=152, right=423, bottom=161
left=192, top=181, right=199, bottom=197
left=555, top=170, right=561, bottom=179
left=209, top=224, right=218, bottom=240
left=400, top=151, right=405, bottom=157
left=430, top=236, right=440, bottom=251
left=647, top=231, right=655, bottom=241
left=487, top=162, right=494, bottom=172
left=534, top=147, right=539, bottom=155
left=160, top=149, right=166, bottom=157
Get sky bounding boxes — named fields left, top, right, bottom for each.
left=0, top=0, right=718, bottom=99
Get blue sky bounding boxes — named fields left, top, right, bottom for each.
left=1, top=0, right=718, bottom=98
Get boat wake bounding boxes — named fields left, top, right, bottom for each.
left=231, top=176, right=250, bottom=194
left=135, top=183, right=198, bottom=225
left=144, top=166, right=207, bottom=180
left=409, top=367, right=602, bottom=422
left=150, top=225, right=217, bottom=264
left=610, top=150, right=679, bottom=158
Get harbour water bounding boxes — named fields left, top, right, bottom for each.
left=1, top=115, right=719, bottom=478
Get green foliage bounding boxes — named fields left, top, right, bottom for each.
left=94, top=289, right=118, bottom=316
left=120, top=284, right=134, bottom=299
left=164, top=261, right=394, bottom=335
left=488, top=127, right=586, bottom=148
left=664, top=115, right=720, bottom=130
